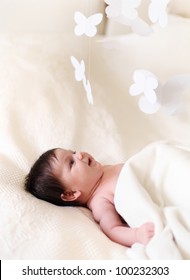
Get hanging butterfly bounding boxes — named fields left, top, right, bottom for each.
left=148, top=0, right=170, bottom=27
left=74, top=11, right=103, bottom=37
left=105, top=0, right=141, bottom=20
left=129, top=69, right=190, bottom=115
left=70, top=56, right=85, bottom=81
left=104, top=0, right=152, bottom=36
left=71, top=55, right=94, bottom=105
left=130, top=70, right=158, bottom=103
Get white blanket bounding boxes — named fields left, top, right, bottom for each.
left=114, top=142, right=190, bottom=259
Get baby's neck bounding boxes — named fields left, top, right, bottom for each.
left=87, top=163, right=124, bottom=208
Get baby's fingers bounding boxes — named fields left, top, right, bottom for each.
left=148, top=223, right=155, bottom=237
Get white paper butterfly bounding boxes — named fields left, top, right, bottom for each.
left=70, top=56, right=85, bottom=81
left=74, top=11, right=103, bottom=37
left=105, top=0, right=120, bottom=18
left=130, top=70, right=158, bottom=103
left=104, top=0, right=152, bottom=36
left=105, top=0, right=141, bottom=20
left=148, top=0, right=170, bottom=27
left=129, top=69, right=190, bottom=115
left=71, top=56, right=94, bottom=105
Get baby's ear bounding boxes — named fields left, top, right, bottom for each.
left=60, top=190, right=81, bottom=202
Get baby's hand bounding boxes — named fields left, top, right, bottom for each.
left=136, top=222, right=155, bottom=245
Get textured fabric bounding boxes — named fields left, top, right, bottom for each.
left=115, top=142, right=190, bottom=259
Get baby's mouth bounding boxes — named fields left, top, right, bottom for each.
left=88, top=158, right=92, bottom=166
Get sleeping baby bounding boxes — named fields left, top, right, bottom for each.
left=25, top=148, right=154, bottom=247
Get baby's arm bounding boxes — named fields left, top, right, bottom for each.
left=94, top=201, right=154, bottom=247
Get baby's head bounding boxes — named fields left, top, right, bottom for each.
left=25, top=148, right=103, bottom=207
left=24, top=148, right=80, bottom=206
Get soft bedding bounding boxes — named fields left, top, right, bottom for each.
left=115, top=142, right=190, bottom=259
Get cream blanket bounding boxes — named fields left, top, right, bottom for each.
left=114, top=142, right=190, bottom=259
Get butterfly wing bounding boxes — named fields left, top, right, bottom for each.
left=148, top=0, right=159, bottom=23
left=74, top=11, right=87, bottom=36
left=83, top=78, right=93, bottom=104
left=85, top=13, right=103, bottom=37
left=149, top=0, right=169, bottom=27
left=105, top=0, right=119, bottom=18
left=122, top=0, right=141, bottom=20
left=129, top=70, right=144, bottom=96
left=71, top=56, right=79, bottom=69
left=70, top=56, right=85, bottom=81
left=159, top=10, right=168, bottom=27
left=144, top=77, right=158, bottom=104
left=139, top=95, right=160, bottom=114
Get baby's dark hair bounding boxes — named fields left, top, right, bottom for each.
left=24, top=149, right=79, bottom=206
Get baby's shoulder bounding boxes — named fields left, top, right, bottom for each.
left=90, top=197, right=114, bottom=222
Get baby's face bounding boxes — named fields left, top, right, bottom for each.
left=52, top=149, right=103, bottom=199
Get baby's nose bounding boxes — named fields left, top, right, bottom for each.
left=78, top=152, right=88, bottom=163
left=78, top=152, right=83, bottom=160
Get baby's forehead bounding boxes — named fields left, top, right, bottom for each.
left=52, top=148, right=74, bottom=165
left=52, top=148, right=66, bottom=162
left=54, top=148, right=71, bottom=158
left=50, top=149, right=66, bottom=177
